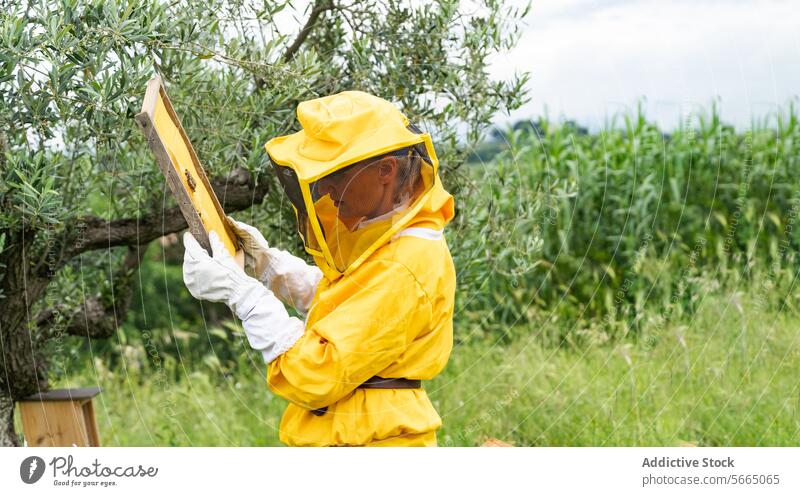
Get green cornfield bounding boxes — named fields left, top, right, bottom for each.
left=453, top=103, right=800, bottom=342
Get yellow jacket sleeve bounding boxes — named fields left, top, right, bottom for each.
left=266, top=259, right=432, bottom=410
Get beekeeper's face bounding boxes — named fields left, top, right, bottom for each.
left=314, top=156, right=400, bottom=221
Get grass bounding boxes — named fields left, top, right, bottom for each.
left=435, top=289, right=800, bottom=446
left=29, top=286, right=800, bottom=446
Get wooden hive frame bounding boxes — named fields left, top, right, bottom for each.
left=135, top=74, right=241, bottom=257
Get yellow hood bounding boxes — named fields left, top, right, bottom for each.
left=406, top=173, right=454, bottom=231
left=265, top=90, right=453, bottom=281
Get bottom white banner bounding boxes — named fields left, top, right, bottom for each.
left=2, top=447, right=796, bottom=495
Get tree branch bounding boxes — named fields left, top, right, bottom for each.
left=282, top=0, right=334, bottom=63
left=36, top=246, right=146, bottom=340
left=64, top=167, right=269, bottom=259
left=59, top=297, right=120, bottom=339
left=255, top=0, right=334, bottom=92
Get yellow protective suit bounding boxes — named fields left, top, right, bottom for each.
left=266, top=174, right=455, bottom=446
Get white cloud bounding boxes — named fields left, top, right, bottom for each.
left=491, top=0, right=800, bottom=130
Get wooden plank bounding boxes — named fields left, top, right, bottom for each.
left=82, top=401, right=101, bottom=447
left=135, top=75, right=241, bottom=257
left=19, top=401, right=89, bottom=447
left=136, top=110, right=212, bottom=253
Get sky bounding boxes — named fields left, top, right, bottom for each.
left=489, top=0, right=800, bottom=131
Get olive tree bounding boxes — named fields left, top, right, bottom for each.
left=0, top=0, right=529, bottom=445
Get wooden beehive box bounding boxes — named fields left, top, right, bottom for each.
left=19, top=387, right=102, bottom=447
left=135, top=74, right=241, bottom=259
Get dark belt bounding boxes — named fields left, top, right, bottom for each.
left=310, top=376, right=421, bottom=416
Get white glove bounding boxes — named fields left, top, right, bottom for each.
left=228, top=218, right=323, bottom=316
left=183, top=230, right=304, bottom=363
left=228, top=217, right=271, bottom=280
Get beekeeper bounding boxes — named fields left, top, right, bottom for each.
left=182, top=91, right=456, bottom=446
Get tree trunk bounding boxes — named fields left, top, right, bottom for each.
left=0, top=393, right=18, bottom=446
left=0, top=231, right=51, bottom=446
